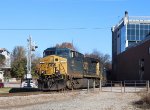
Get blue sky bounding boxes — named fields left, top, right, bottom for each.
left=0, top=0, right=149, bottom=57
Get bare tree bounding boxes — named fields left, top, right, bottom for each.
left=85, top=50, right=111, bottom=70
left=11, top=46, right=26, bottom=62
left=55, top=42, right=77, bottom=51
left=85, top=50, right=112, bottom=80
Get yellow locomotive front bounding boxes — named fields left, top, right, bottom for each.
left=38, top=55, right=68, bottom=77
left=36, top=47, right=70, bottom=90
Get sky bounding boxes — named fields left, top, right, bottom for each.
left=0, top=0, right=150, bottom=57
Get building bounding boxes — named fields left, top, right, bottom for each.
left=0, top=48, right=11, bottom=82
left=0, top=48, right=11, bottom=69
left=115, top=37, right=150, bottom=80
left=112, top=11, right=150, bottom=80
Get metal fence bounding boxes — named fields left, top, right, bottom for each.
left=87, top=80, right=149, bottom=93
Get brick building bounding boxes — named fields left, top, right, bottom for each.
left=115, top=37, right=150, bottom=80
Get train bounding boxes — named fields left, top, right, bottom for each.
left=35, top=47, right=102, bottom=90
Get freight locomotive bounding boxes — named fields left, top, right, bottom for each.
left=35, top=47, right=101, bottom=90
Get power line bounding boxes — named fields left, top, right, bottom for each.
left=0, top=27, right=111, bottom=31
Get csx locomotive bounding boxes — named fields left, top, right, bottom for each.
left=36, top=47, right=101, bottom=90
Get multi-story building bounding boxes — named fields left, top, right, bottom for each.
left=0, top=48, right=11, bottom=82
left=112, top=11, right=150, bottom=80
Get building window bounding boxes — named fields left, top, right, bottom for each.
left=128, top=41, right=136, bottom=46
left=139, top=58, right=144, bottom=80
left=127, top=24, right=150, bottom=42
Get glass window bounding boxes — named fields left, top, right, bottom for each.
left=136, top=30, right=139, bottom=35
left=140, top=30, right=144, bottom=36
left=130, top=24, right=135, bottom=29
left=130, top=35, right=135, bottom=41
left=128, top=41, right=136, bottom=46
left=127, top=24, right=131, bottom=28
left=148, top=25, right=150, bottom=29
left=44, top=51, right=55, bottom=57
left=131, top=29, right=135, bottom=35
left=140, top=24, right=143, bottom=29
left=144, top=25, right=149, bottom=30
left=57, top=49, right=69, bottom=57
left=120, top=25, right=126, bottom=52
left=140, top=36, right=144, bottom=40
left=127, top=29, right=130, bottom=36
left=0, top=50, right=3, bottom=53
left=127, top=35, right=130, bottom=40
left=144, top=30, right=149, bottom=36
left=136, top=24, right=139, bottom=29
left=136, top=35, right=139, bottom=40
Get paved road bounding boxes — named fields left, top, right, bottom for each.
left=4, top=82, right=21, bottom=88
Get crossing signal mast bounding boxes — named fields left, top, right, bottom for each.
left=24, top=36, right=38, bottom=88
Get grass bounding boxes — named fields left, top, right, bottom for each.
left=133, top=92, right=150, bottom=109
left=0, top=88, right=12, bottom=93
left=141, top=93, right=150, bottom=104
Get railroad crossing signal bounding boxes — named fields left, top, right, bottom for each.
left=24, top=36, right=38, bottom=88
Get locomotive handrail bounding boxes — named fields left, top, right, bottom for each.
left=59, top=62, right=67, bottom=75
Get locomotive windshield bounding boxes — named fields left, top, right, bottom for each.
left=43, top=48, right=70, bottom=57
left=56, top=49, right=69, bottom=57
left=43, top=47, right=84, bottom=58
left=43, top=50, right=55, bottom=57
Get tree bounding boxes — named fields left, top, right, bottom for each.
left=11, top=46, right=27, bottom=78
left=85, top=50, right=112, bottom=80
left=11, top=46, right=41, bottom=78
left=55, top=42, right=77, bottom=51
left=85, top=50, right=112, bottom=70
left=0, top=54, right=5, bottom=67
left=31, top=54, right=41, bottom=78
left=11, top=46, right=26, bottom=62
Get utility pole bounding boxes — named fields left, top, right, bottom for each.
left=24, top=36, right=38, bottom=88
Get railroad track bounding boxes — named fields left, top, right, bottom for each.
left=0, top=88, right=84, bottom=97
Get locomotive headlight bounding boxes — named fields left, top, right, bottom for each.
left=56, top=70, right=59, bottom=73
left=41, top=70, right=45, bottom=74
